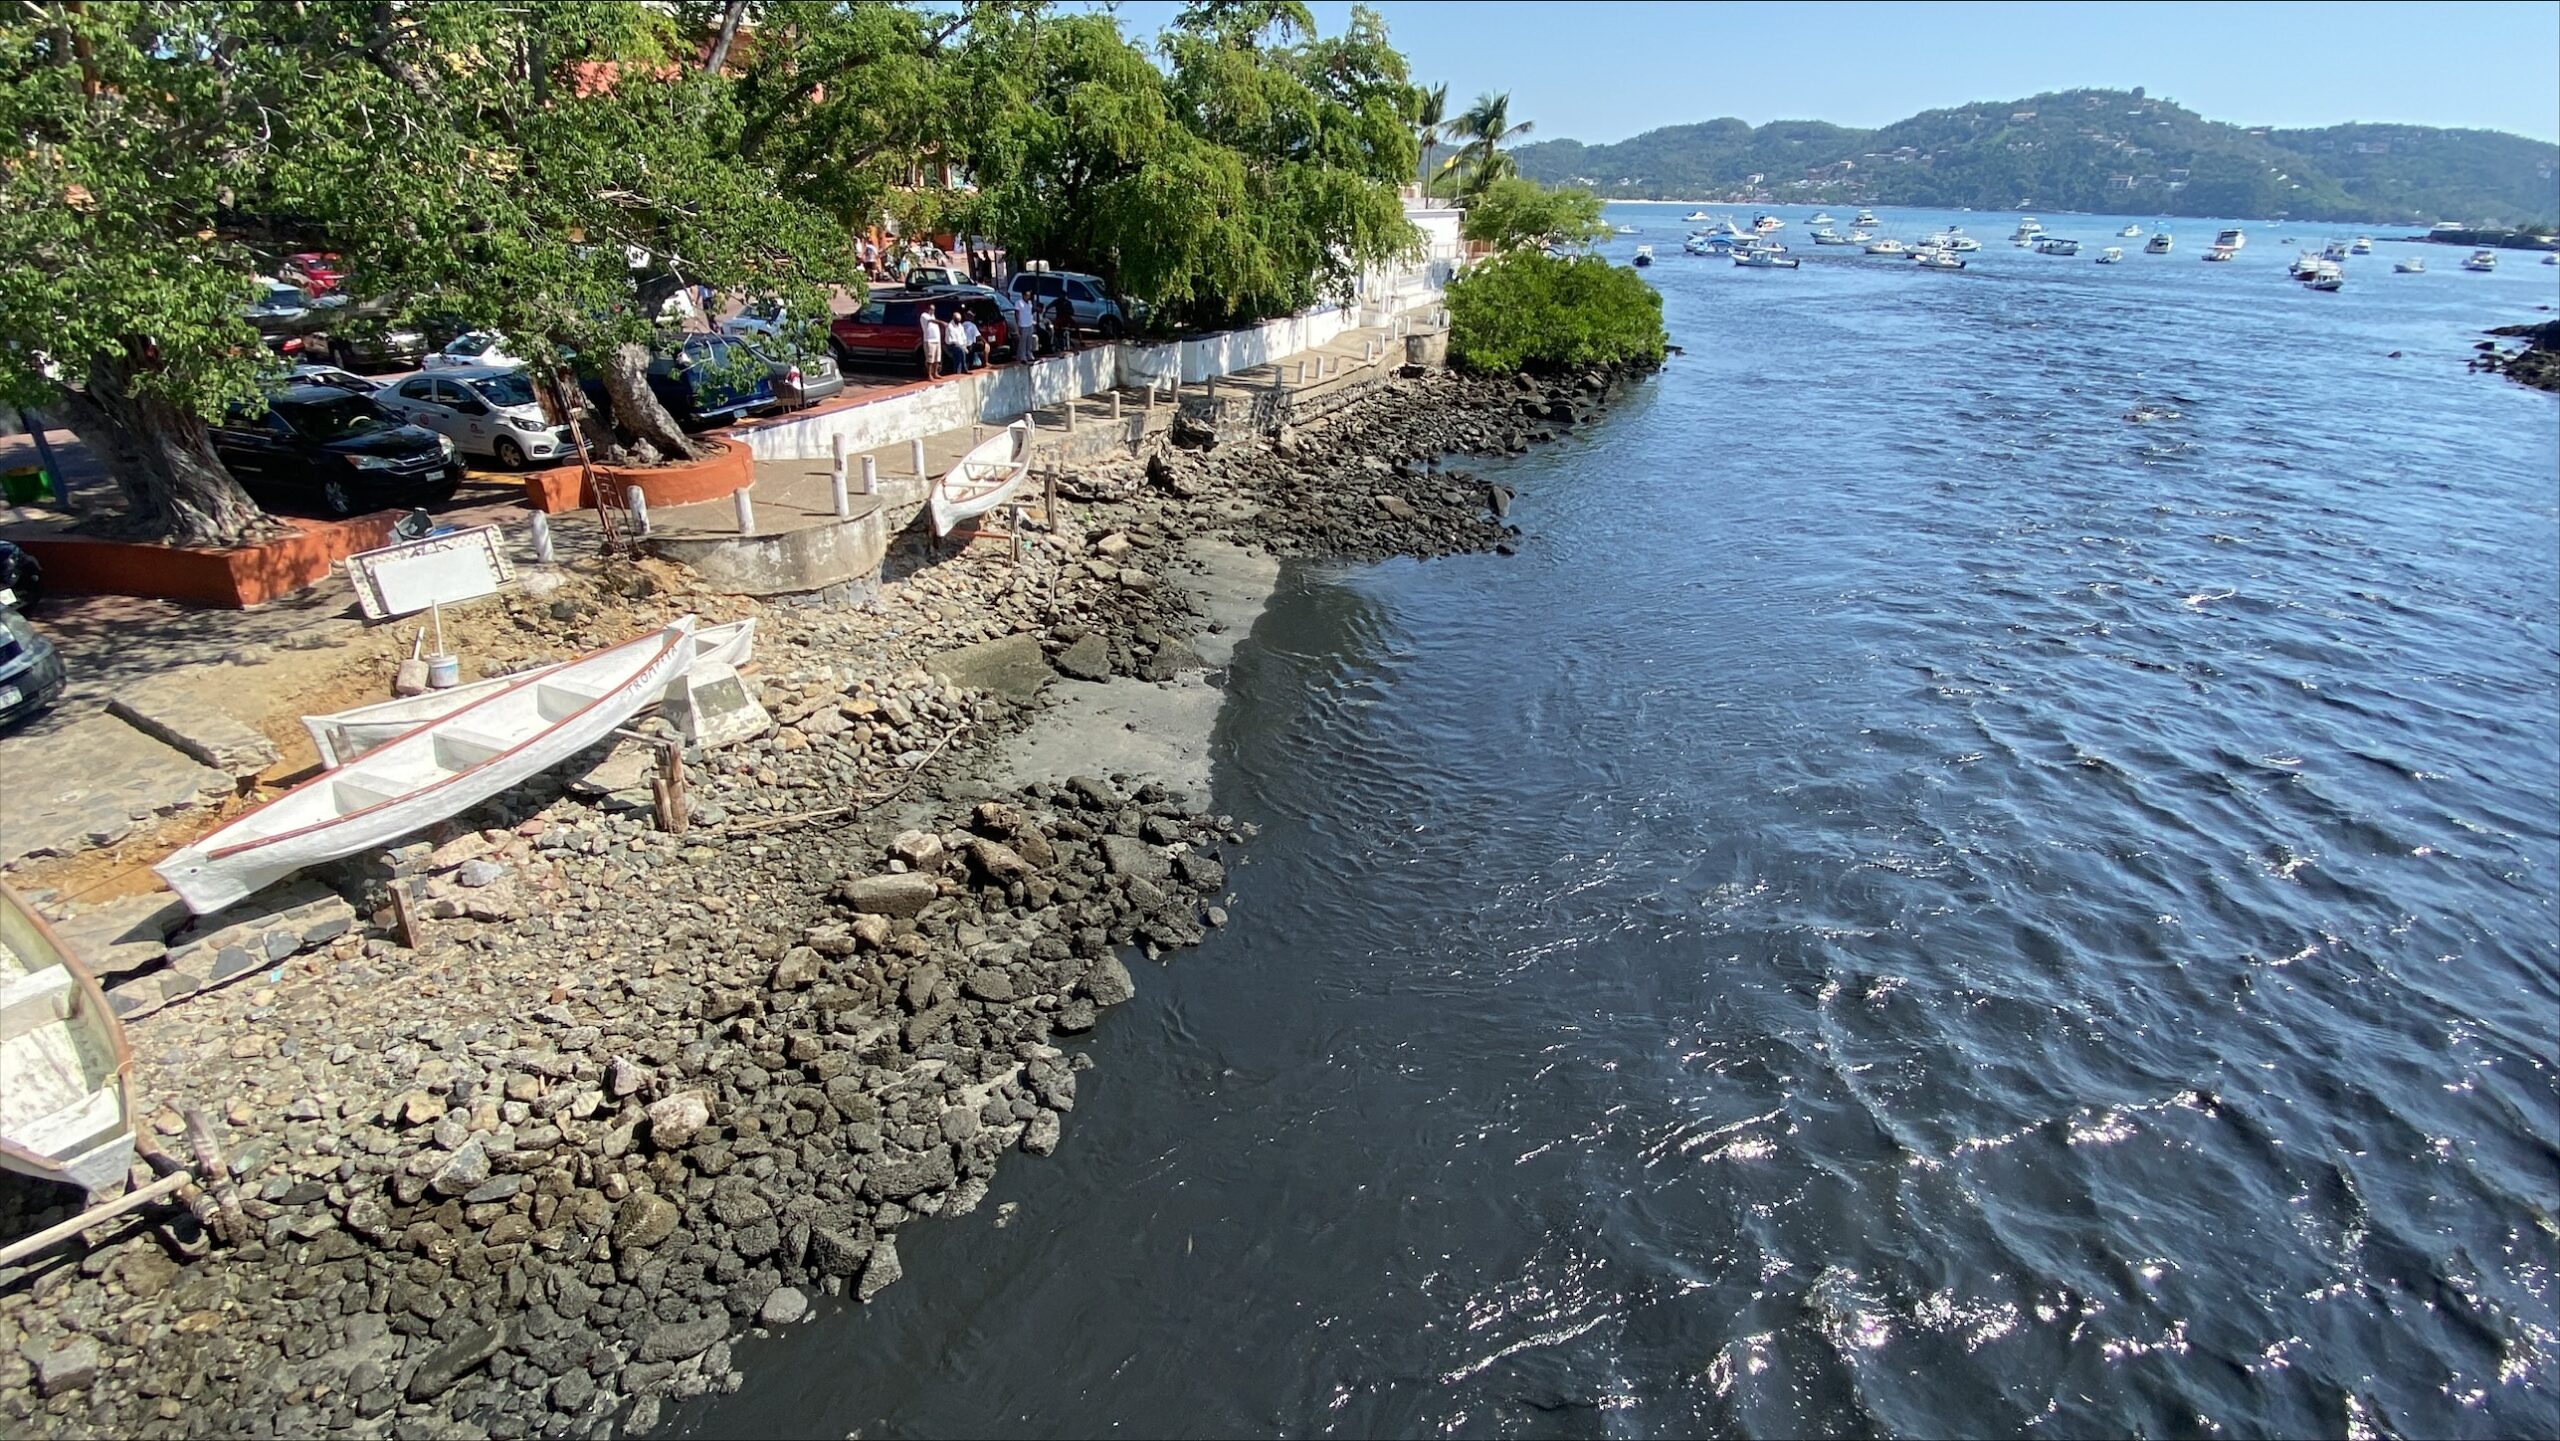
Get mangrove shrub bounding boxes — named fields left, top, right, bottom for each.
left=1445, top=251, right=1667, bottom=374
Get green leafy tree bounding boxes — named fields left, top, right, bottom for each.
left=1445, top=250, right=1665, bottom=374
left=1461, top=177, right=1609, bottom=252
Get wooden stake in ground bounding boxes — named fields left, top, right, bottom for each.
left=181, top=1108, right=248, bottom=1246
left=388, top=882, right=422, bottom=950
left=651, top=742, right=690, bottom=836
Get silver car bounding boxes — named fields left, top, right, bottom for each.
left=376, top=366, right=577, bottom=469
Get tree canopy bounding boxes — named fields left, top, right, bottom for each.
left=1460, top=177, right=1610, bottom=253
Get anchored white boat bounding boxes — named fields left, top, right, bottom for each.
left=1752, top=213, right=1784, bottom=232
left=2351, top=236, right=2374, bottom=254
left=2394, top=257, right=2427, bottom=273
left=2299, top=257, right=2344, bottom=290
left=2213, top=226, right=2246, bottom=252
left=1852, top=209, right=1879, bottom=227
left=929, top=421, right=1034, bottom=538
left=2095, top=246, right=2125, bottom=264
left=1734, top=250, right=1800, bottom=269
left=1810, top=212, right=1836, bottom=225
left=2119, top=224, right=2145, bottom=237
left=1, top=885, right=135, bottom=1195
left=1913, top=248, right=1966, bottom=271
left=304, top=619, right=757, bottom=769
left=2034, top=236, right=2081, bottom=256
left=2203, top=245, right=2237, bottom=262
left=1863, top=236, right=1908, bottom=256
left=1811, top=228, right=1854, bottom=246
left=1633, top=244, right=1654, bottom=267
left=1927, top=228, right=1981, bottom=252
left=1683, top=210, right=1714, bottom=222
left=1683, top=234, right=1732, bottom=256
left=2011, top=217, right=2045, bottom=245
left=2145, top=230, right=2174, bottom=254
left=157, top=617, right=700, bottom=915
left=2463, top=249, right=2498, bottom=272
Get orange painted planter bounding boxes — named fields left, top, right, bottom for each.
left=522, top=436, right=752, bottom=514
left=13, top=512, right=401, bottom=609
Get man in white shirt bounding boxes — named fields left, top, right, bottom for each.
left=1014, top=291, right=1038, bottom=364
left=959, top=314, right=980, bottom=371
left=943, top=311, right=970, bottom=373
left=918, top=304, right=941, bottom=378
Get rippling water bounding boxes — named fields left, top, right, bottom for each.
left=685, top=208, right=2560, bottom=1438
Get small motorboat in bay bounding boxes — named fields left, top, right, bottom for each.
left=2203, top=245, right=2237, bottom=262
left=2351, top=236, right=2374, bottom=254
left=1863, top=236, right=1908, bottom=256
left=1812, top=228, right=1854, bottom=245
left=1853, top=209, right=1879, bottom=227
left=1929, top=228, right=1981, bottom=252
left=1752, top=213, right=1784, bottom=233
left=2213, top=226, right=2247, bottom=252
left=2463, top=249, right=2498, bottom=272
left=2033, top=236, right=2081, bottom=255
left=2393, top=257, right=2426, bottom=273
left=1913, top=247, right=1966, bottom=271
left=2120, top=223, right=2145, bottom=237
left=1810, top=212, right=1836, bottom=225
left=1734, top=250, right=1801, bottom=269
left=2095, top=246, right=2124, bottom=264
left=2011, top=217, right=2045, bottom=245
left=1633, top=244, right=1654, bottom=267
left=157, top=618, right=701, bottom=914
left=2145, top=230, right=2174, bottom=254
left=1684, top=210, right=1714, bottom=222
left=1, top=884, right=135, bottom=1196
left=1614, top=224, right=1641, bottom=235
left=2298, top=257, right=2343, bottom=291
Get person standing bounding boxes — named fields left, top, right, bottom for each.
left=918, top=301, right=941, bottom=379
left=1014, top=289, right=1039, bottom=365
left=943, top=308, right=971, bottom=373
left=959, top=311, right=982, bottom=372
left=1050, top=294, right=1076, bottom=354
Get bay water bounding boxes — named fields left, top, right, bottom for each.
left=682, top=206, right=2560, bottom=1438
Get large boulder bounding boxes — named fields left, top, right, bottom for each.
left=837, top=872, right=940, bottom=918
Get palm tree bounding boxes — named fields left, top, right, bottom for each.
left=1415, top=82, right=1449, bottom=193
left=1444, top=91, right=1534, bottom=201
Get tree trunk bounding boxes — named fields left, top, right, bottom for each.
left=53, top=358, right=276, bottom=548
left=703, top=0, right=748, bottom=74
left=597, top=341, right=701, bottom=462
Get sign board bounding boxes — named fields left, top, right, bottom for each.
left=346, top=525, right=515, bottom=620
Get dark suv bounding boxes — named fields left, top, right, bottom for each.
left=211, top=385, right=464, bottom=517
left=577, top=334, right=780, bottom=431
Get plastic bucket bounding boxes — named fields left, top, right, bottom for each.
left=424, top=653, right=461, bottom=689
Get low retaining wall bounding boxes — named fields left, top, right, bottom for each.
left=13, top=513, right=402, bottom=609
left=522, top=437, right=753, bottom=514
left=643, top=508, right=892, bottom=597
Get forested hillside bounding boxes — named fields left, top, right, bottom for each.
left=1512, top=89, right=2558, bottom=225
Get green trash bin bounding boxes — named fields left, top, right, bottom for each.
left=1, top=468, right=50, bottom=505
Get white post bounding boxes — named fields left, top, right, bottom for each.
left=859, top=454, right=877, bottom=496
left=529, top=510, right=554, bottom=564
left=1066, top=395, right=1077, bottom=433
left=910, top=437, right=927, bottom=479
left=830, top=462, right=850, bottom=520
left=831, top=432, right=849, bottom=487
left=1112, top=390, right=1123, bottom=421
left=732, top=484, right=755, bottom=536
left=628, top=485, right=650, bottom=536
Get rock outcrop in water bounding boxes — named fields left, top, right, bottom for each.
left=2476, top=318, right=2560, bottom=394
left=0, top=356, right=1651, bottom=1438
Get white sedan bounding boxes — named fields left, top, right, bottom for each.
left=421, top=331, right=525, bottom=371
left=376, top=366, right=577, bottom=469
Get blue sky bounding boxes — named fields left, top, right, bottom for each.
left=1098, top=1, right=2560, bottom=143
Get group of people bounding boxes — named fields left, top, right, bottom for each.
left=917, top=290, right=1081, bottom=380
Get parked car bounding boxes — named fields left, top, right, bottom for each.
left=302, top=319, right=431, bottom=372
left=1005, top=269, right=1144, bottom=338
left=376, top=366, right=579, bottom=469
left=282, top=363, right=380, bottom=395
left=829, top=291, right=1012, bottom=373
left=576, top=334, right=779, bottom=432
left=280, top=252, right=346, bottom=294
left=903, top=264, right=976, bottom=291
left=423, top=331, right=526, bottom=371
left=211, top=385, right=463, bottom=517
left=0, top=540, right=42, bottom=612
left=745, top=343, right=845, bottom=409
left=0, top=595, right=66, bottom=732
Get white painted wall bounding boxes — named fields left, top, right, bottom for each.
left=734, top=292, right=1438, bottom=464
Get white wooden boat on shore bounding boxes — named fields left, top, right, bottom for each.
left=928, top=422, right=1033, bottom=539
left=158, top=617, right=700, bottom=915
left=304, top=618, right=755, bottom=769
left=1, top=884, right=135, bottom=1195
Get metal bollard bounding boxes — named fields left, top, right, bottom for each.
left=1112, top=390, right=1122, bottom=421
left=529, top=510, right=554, bottom=564
left=910, top=437, right=927, bottom=478
left=732, top=485, right=755, bottom=536
left=628, top=486, right=650, bottom=535
left=859, top=454, right=877, bottom=496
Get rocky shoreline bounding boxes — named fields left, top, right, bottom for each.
left=0, top=358, right=1650, bottom=1439
left=2476, top=318, right=2560, bottom=395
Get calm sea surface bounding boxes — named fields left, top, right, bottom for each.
left=684, top=207, right=2560, bottom=1438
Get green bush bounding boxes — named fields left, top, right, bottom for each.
left=1445, top=250, right=1667, bottom=374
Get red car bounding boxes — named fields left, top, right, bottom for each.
left=830, top=290, right=1011, bottom=374
left=282, top=252, right=346, bottom=294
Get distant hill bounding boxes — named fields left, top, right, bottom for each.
left=1511, top=89, right=2559, bottom=226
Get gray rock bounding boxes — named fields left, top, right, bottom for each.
left=759, top=1287, right=811, bottom=1327
left=924, top=632, right=1051, bottom=703
left=863, top=1146, right=956, bottom=1201
left=550, top=1370, right=598, bottom=1415
left=965, top=837, right=1033, bottom=886
left=638, top=1315, right=728, bottom=1363
left=1374, top=494, right=1418, bottom=521
left=608, top=1055, right=650, bottom=1097
left=857, top=1237, right=904, bottom=1302
left=1052, top=634, right=1112, bottom=681
left=426, top=1135, right=491, bottom=1197
left=1083, top=954, right=1137, bottom=1007
left=1022, top=1109, right=1063, bottom=1156
left=613, top=1192, right=681, bottom=1250
left=648, top=1090, right=712, bottom=1148
left=838, top=872, right=939, bottom=918
left=940, top=1106, right=981, bottom=1143
left=1135, top=639, right=1202, bottom=682
left=406, top=1324, right=505, bottom=1401
left=962, top=966, right=1016, bottom=1004
left=455, top=858, right=507, bottom=888
left=1098, top=834, right=1171, bottom=884
left=808, top=1226, right=870, bottom=1276
left=34, top=1338, right=98, bottom=1397
left=770, top=946, right=822, bottom=990
left=889, top=829, right=947, bottom=872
